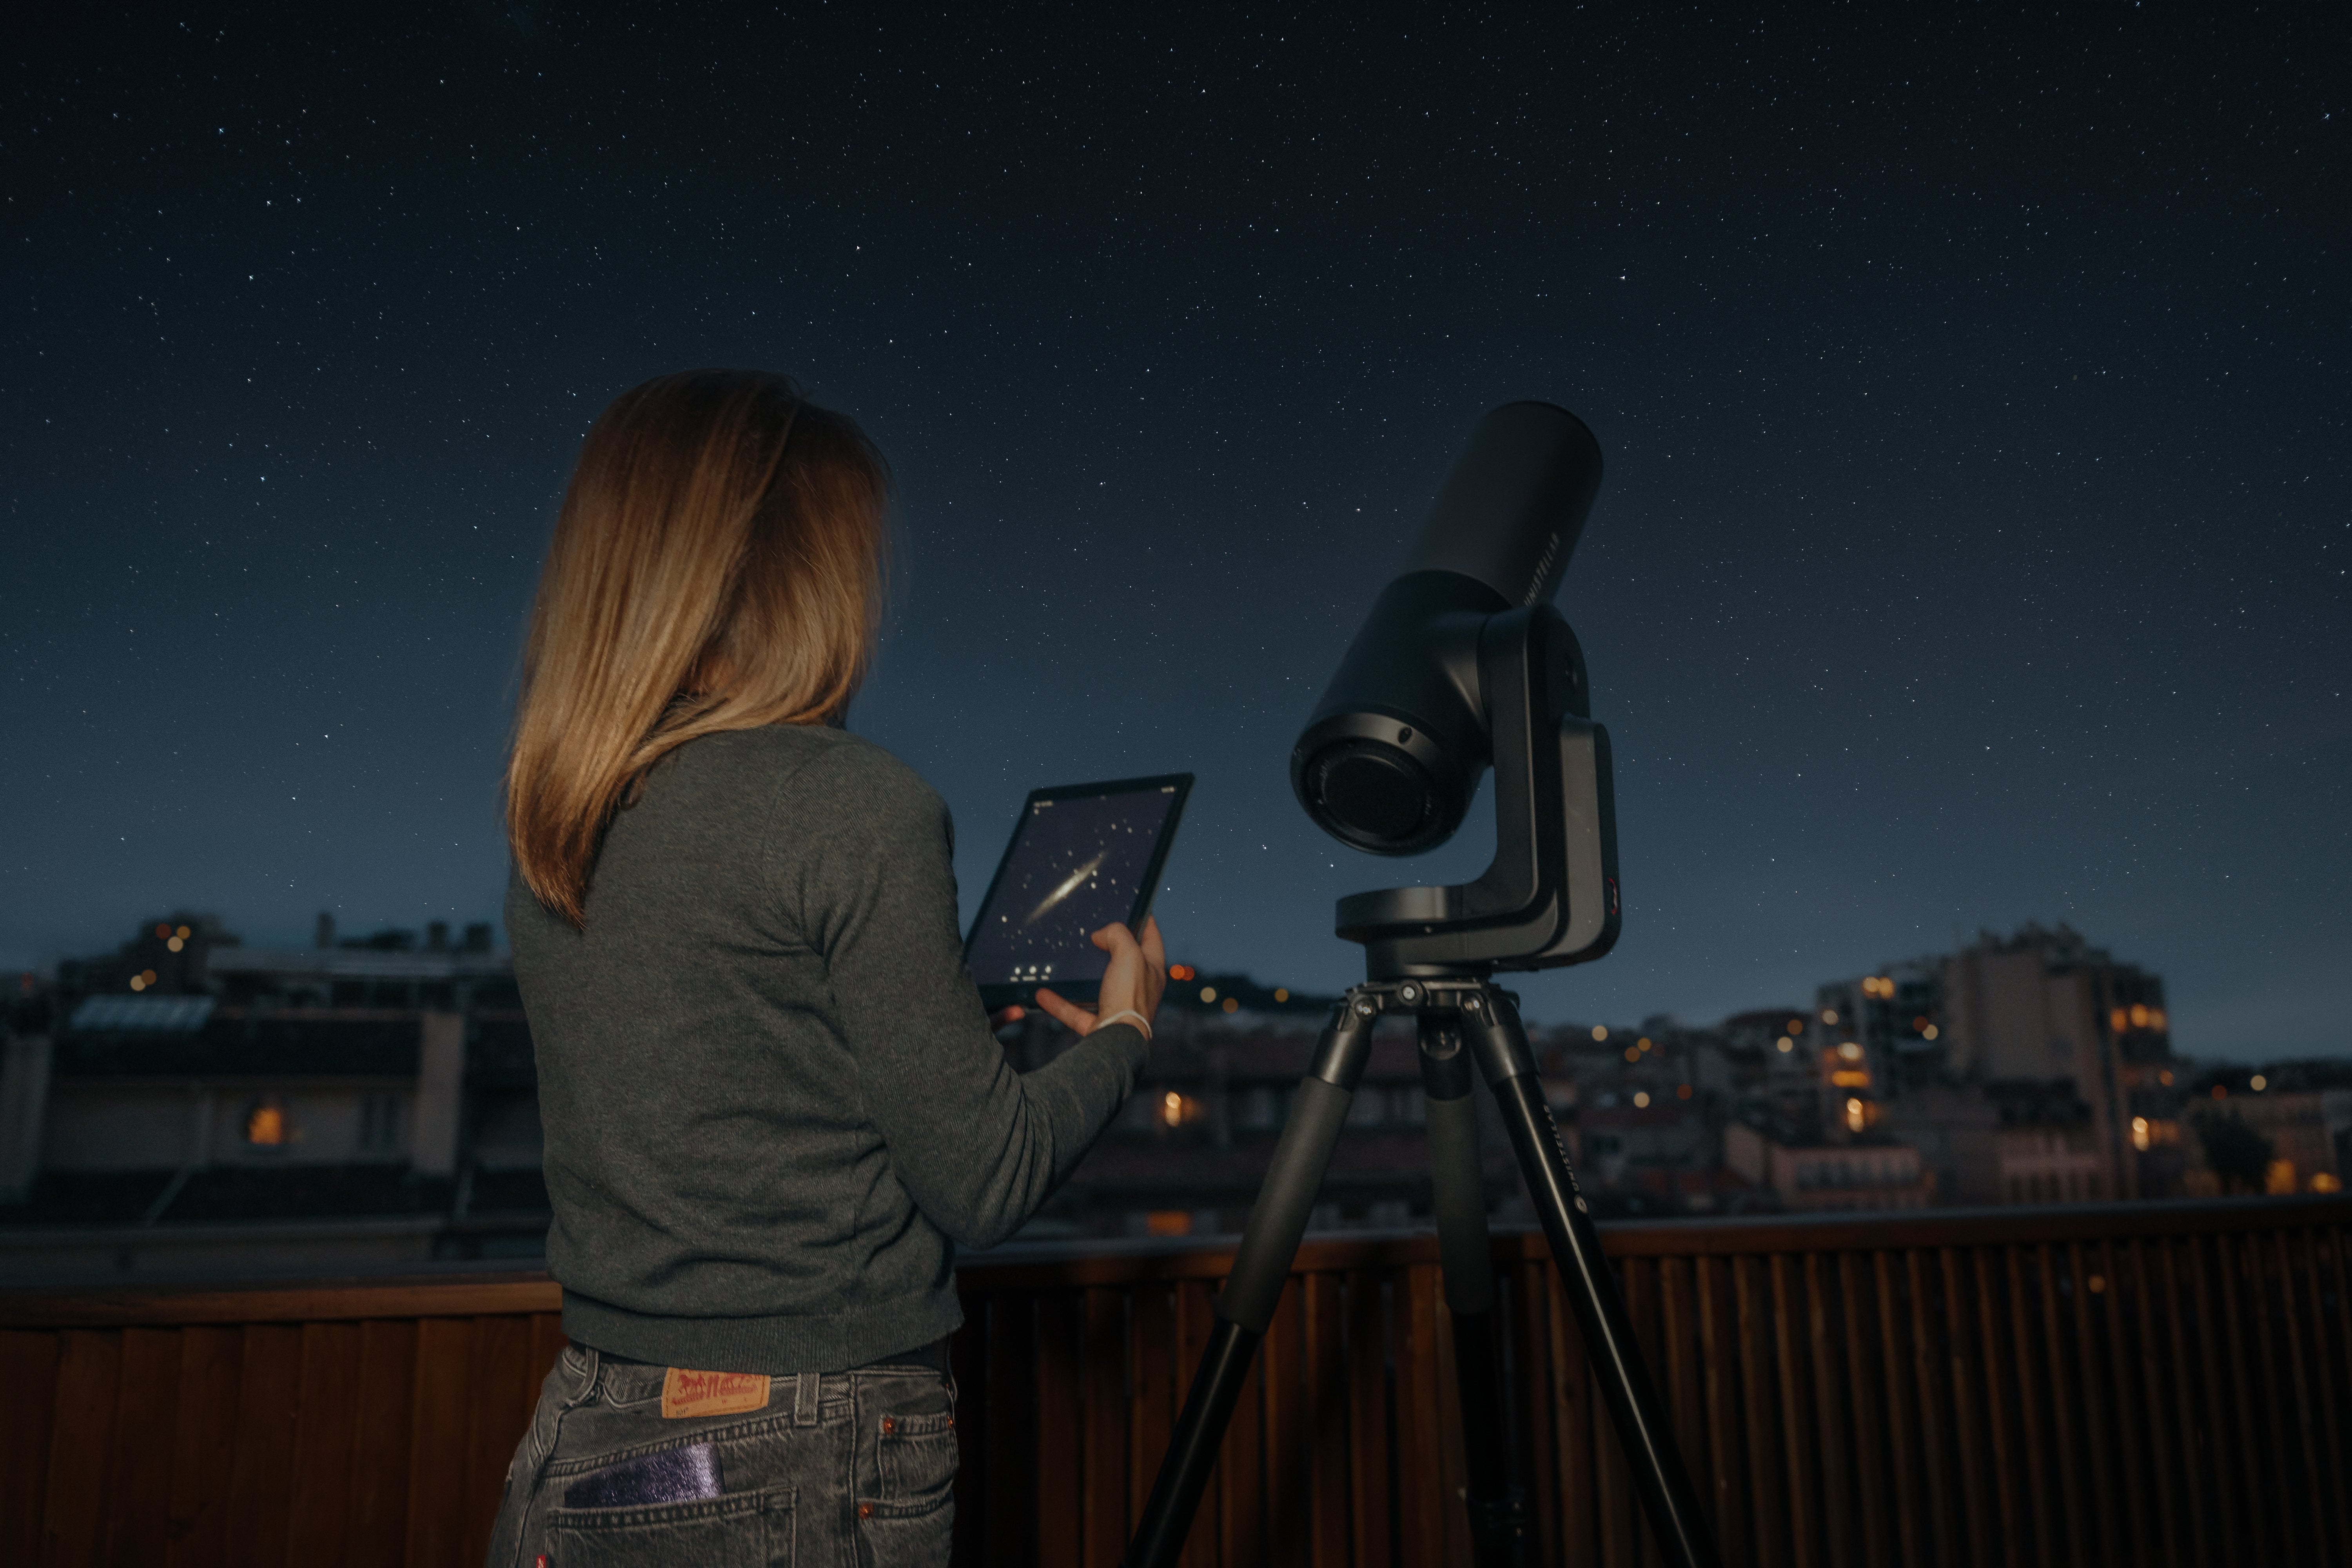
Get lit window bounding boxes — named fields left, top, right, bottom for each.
left=1144, top=1210, right=1191, bottom=1237
left=1590, top=1025, right=1609, bottom=1042
left=176, top=924, right=191, bottom=940
left=1221, top=996, right=1239, bottom=1013
left=1272, top=988, right=1289, bottom=1003
left=129, top=975, right=147, bottom=992
left=1838, top=1041, right=1863, bottom=1062
left=1821, top=1008, right=1838, bottom=1025
left=2250, top=1074, right=2267, bottom=1092
left=1846, top=1098, right=1866, bottom=1133
left=1623, top=1047, right=1639, bottom=1063
left=2131, top=1116, right=2151, bottom=1152
left=1676, top=1083, right=1693, bottom=1100
left=1161, top=1091, right=1183, bottom=1127
left=2314, top=1174, right=2343, bottom=1194
left=1632, top=1091, right=1650, bottom=1108
left=2109, top=1008, right=2129, bottom=1033
left=245, top=1098, right=289, bottom=1147
left=1199, top=986, right=1216, bottom=1003
left=2129, top=1004, right=2150, bottom=1029
left=1637, top=1036, right=1651, bottom=1051
left=166, top=936, right=184, bottom=953
left=1776, top=1036, right=1793, bottom=1053
left=1922, top=1024, right=1940, bottom=1041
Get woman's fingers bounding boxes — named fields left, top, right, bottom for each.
left=1139, top=915, right=1166, bottom=968
left=1032, top=987, right=1097, bottom=1036
left=987, top=1005, right=1026, bottom=1030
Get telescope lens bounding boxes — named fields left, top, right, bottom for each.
left=1307, top=740, right=1433, bottom=849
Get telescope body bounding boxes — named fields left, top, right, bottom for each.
left=1292, top=403, right=1602, bottom=856
left=1290, top=401, right=1619, bottom=975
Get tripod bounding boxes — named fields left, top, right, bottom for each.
left=1122, top=974, right=1717, bottom=1568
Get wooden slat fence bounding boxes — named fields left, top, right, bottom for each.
left=3, top=1197, right=2347, bottom=1566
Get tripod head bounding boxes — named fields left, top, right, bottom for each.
left=1290, top=403, right=1621, bottom=980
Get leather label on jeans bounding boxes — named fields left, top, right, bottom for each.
left=660, top=1368, right=771, bottom=1419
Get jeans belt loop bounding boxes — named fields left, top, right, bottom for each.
left=793, top=1369, right=819, bottom=1425
left=563, top=1343, right=602, bottom=1408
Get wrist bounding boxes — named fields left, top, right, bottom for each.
left=1096, top=1009, right=1153, bottom=1042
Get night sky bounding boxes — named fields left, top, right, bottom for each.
left=7, top=10, right=2347, bottom=1058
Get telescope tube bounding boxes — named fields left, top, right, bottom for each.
left=1290, top=403, right=1603, bottom=855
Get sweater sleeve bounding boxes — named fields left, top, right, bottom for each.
left=777, top=740, right=1148, bottom=1250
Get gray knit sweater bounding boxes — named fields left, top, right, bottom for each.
left=506, top=724, right=1148, bottom=1374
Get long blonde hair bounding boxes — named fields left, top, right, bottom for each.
left=506, top=369, right=891, bottom=926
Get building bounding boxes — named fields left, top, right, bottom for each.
left=1722, top=1114, right=1930, bottom=1211
left=1809, top=925, right=2194, bottom=1205
left=1939, top=923, right=2188, bottom=1199
left=2, top=915, right=539, bottom=1278
left=2181, top=1063, right=2352, bottom=1196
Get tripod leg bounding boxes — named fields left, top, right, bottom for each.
left=1123, top=996, right=1379, bottom=1568
left=1421, top=1014, right=1531, bottom=1568
left=1460, top=988, right=1720, bottom=1568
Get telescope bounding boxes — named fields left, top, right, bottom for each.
left=1291, top=400, right=1621, bottom=975
left=1126, top=405, right=1718, bottom=1568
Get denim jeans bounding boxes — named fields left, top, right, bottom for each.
left=486, top=1343, right=957, bottom=1567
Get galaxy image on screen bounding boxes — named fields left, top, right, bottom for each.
left=965, top=786, right=1181, bottom=989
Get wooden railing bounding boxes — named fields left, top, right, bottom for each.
left=4, top=1196, right=2347, bottom=1567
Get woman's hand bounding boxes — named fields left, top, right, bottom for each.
left=1034, top=916, right=1167, bottom=1038
left=987, top=1005, right=1026, bottom=1032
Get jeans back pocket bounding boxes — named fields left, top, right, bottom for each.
left=875, top=1411, right=957, bottom=1509
left=545, top=1485, right=792, bottom=1567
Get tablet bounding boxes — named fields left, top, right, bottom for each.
left=965, top=773, right=1193, bottom=1011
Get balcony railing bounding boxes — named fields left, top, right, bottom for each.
left=3, top=1196, right=2346, bottom=1567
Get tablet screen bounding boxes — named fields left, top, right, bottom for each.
left=965, top=777, right=1189, bottom=997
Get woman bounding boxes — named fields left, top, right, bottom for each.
left=487, top=369, right=1164, bottom=1565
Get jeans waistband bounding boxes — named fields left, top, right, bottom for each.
left=578, top=1338, right=948, bottom=1374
